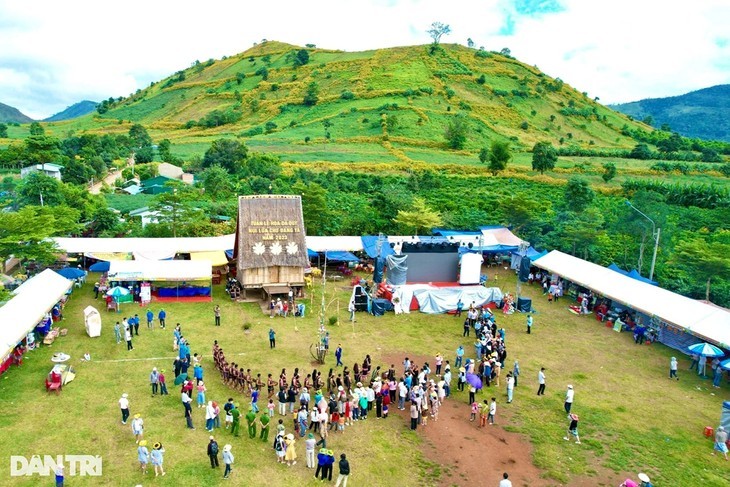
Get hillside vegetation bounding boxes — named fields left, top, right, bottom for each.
left=44, top=100, right=98, bottom=122
left=612, top=84, right=730, bottom=142
left=49, top=41, right=653, bottom=154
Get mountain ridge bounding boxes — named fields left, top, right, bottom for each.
left=0, top=101, right=34, bottom=123
left=611, top=84, right=730, bottom=142
left=44, top=100, right=98, bottom=122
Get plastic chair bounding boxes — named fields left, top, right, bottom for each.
left=46, top=373, right=63, bottom=395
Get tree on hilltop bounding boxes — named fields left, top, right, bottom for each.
left=303, top=82, right=320, bottom=106
left=427, top=22, right=451, bottom=45
left=444, top=114, right=468, bottom=150
left=293, top=49, right=310, bottom=67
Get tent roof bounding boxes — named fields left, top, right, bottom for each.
left=306, top=236, right=363, bottom=252
left=361, top=236, right=395, bottom=258
left=108, top=260, right=212, bottom=281
left=190, top=251, right=229, bottom=267
left=533, top=251, right=730, bottom=348
left=480, top=226, right=526, bottom=246
left=54, top=235, right=236, bottom=254
left=324, top=251, right=359, bottom=262
left=0, top=269, right=72, bottom=362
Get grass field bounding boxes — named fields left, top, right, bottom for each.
left=1, top=267, right=729, bottom=486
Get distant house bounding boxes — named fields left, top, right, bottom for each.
left=20, top=163, right=64, bottom=181
left=128, top=206, right=162, bottom=227
left=120, top=184, right=143, bottom=195
left=140, top=175, right=174, bottom=194
left=157, top=162, right=184, bottom=180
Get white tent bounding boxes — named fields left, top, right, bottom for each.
left=83, top=306, right=102, bottom=337
left=108, top=260, right=212, bottom=281
left=306, top=236, right=364, bottom=252
left=0, top=269, right=72, bottom=362
left=533, top=250, right=730, bottom=348
left=53, top=234, right=236, bottom=255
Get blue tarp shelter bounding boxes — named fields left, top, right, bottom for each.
left=324, top=251, right=359, bottom=262
left=307, top=248, right=319, bottom=259
left=89, top=261, right=111, bottom=272
left=608, top=263, right=657, bottom=286
left=510, top=246, right=548, bottom=269
left=361, top=236, right=395, bottom=258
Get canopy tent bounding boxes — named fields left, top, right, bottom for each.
left=133, top=250, right=176, bottom=261
left=360, top=236, right=395, bottom=259
left=307, top=248, right=319, bottom=259
left=0, top=269, right=72, bottom=362
left=324, top=251, right=359, bottom=262
left=510, top=246, right=548, bottom=270
left=83, top=306, right=102, bottom=337
left=54, top=234, right=236, bottom=255
left=89, top=261, right=111, bottom=272
left=533, top=251, right=730, bottom=349
left=413, top=286, right=503, bottom=314
left=190, top=251, right=229, bottom=267
left=306, top=236, right=364, bottom=252
left=608, top=263, right=657, bottom=286
left=108, top=260, right=212, bottom=281
left=55, top=267, right=85, bottom=280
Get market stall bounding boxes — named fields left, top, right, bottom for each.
left=0, top=269, right=73, bottom=374
left=107, top=260, right=213, bottom=302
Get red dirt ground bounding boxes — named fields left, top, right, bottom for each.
left=384, top=353, right=630, bottom=487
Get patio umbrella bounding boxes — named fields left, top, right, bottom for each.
left=174, top=373, right=188, bottom=385
left=719, top=359, right=730, bottom=371
left=55, top=267, right=86, bottom=280
left=89, top=261, right=110, bottom=272
left=687, top=342, right=724, bottom=357
left=466, top=373, right=483, bottom=390
left=106, top=286, right=130, bottom=297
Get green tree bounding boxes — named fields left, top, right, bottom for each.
left=488, top=140, right=511, bottom=175
left=292, top=181, right=329, bottom=235
left=499, top=195, right=540, bottom=233
left=427, top=22, right=451, bottom=44
left=602, top=162, right=617, bottom=183
left=0, top=205, right=80, bottom=264
left=158, top=139, right=172, bottom=162
left=0, top=123, right=8, bottom=138
left=531, top=141, right=557, bottom=174
left=303, top=82, right=320, bottom=106
left=629, top=143, right=653, bottom=160
left=91, top=207, right=120, bottom=236
left=128, top=124, right=152, bottom=148
left=467, top=38, right=475, bottom=49
left=293, top=49, right=310, bottom=67
left=393, top=197, right=442, bottom=235
left=245, top=152, right=281, bottom=180
left=151, top=183, right=205, bottom=238
left=61, top=158, right=95, bottom=185
left=18, top=172, right=65, bottom=207
left=444, top=114, right=468, bottom=150
left=670, top=233, right=730, bottom=301
left=134, top=146, right=154, bottom=163
left=200, top=164, right=234, bottom=199
left=203, top=138, right=248, bottom=174
left=478, top=147, right=489, bottom=164
left=29, top=122, right=45, bottom=136
left=563, top=177, right=595, bottom=212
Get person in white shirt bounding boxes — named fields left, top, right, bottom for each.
left=119, top=393, right=130, bottom=424
left=564, top=385, right=574, bottom=415
left=499, top=472, right=513, bottom=487
left=398, top=380, right=408, bottom=410
left=537, top=368, right=546, bottom=396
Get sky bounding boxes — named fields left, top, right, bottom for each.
left=1, top=0, right=728, bottom=120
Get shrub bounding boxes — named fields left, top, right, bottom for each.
left=242, top=126, right=264, bottom=136
left=340, top=91, right=355, bottom=100
left=328, top=316, right=338, bottom=326
left=264, top=121, right=278, bottom=133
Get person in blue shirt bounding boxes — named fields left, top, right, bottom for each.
left=146, top=309, right=154, bottom=329
left=158, top=309, right=166, bottom=329
left=269, top=328, right=276, bottom=349
left=455, top=345, right=464, bottom=368
left=133, top=314, right=140, bottom=336
left=456, top=298, right=463, bottom=317
left=335, top=345, right=343, bottom=367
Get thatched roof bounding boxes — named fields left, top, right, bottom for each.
left=236, top=195, right=308, bottom=270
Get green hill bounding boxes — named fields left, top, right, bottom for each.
left=611, top=85, right=730, bottom=142
left=0, top=101, right=33, bottom=123
left=52, top=41, right=651, bottom=155
left=44, top=100, right=98, bottom=121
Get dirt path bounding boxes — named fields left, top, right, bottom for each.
left=88, top=157, right=132, bottom=194
left=384, top=353, right=549, bottom=486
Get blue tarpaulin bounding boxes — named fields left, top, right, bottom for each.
left=55, top=267, right=86, bottom=280
left=89, top=261, right=111, bottom=272
left=307, top=248, right=319, bottom=258
left=608, top=264, right=657, bottom=285
left=361, top=236, right=395, bottom=258
left=225, top=249, right=234, bottom=260
left=324, top=251, right=359, bottom=262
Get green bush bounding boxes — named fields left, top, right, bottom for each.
left=340, top=91, right=355, bottom=100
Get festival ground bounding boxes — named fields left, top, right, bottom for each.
left=1, top=266, right=728, bottom=486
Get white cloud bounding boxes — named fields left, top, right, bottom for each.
left=0, top=0, right=727, bottom=118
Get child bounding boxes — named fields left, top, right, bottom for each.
left=137, top=440, right=149, bottom=474
left=479, top=400, right=489, bottom=427
left=564, top=413, right=581, bottom=444
left=344, top=399, right=352, bottom=426
left=330, top=411, right=340, bottom=432
left=337, top=412, right=345, bottom=432
left=159, top=370, right=168, bottom=395
left=470, top=401, right=478, bottom=422
left=382, top=401, right=389, bottom=418
left=267, top=399, right=275, bottom=419
left=488, top=397, right=497, bottom=425
left=197, top=381, right=207, bottom=407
